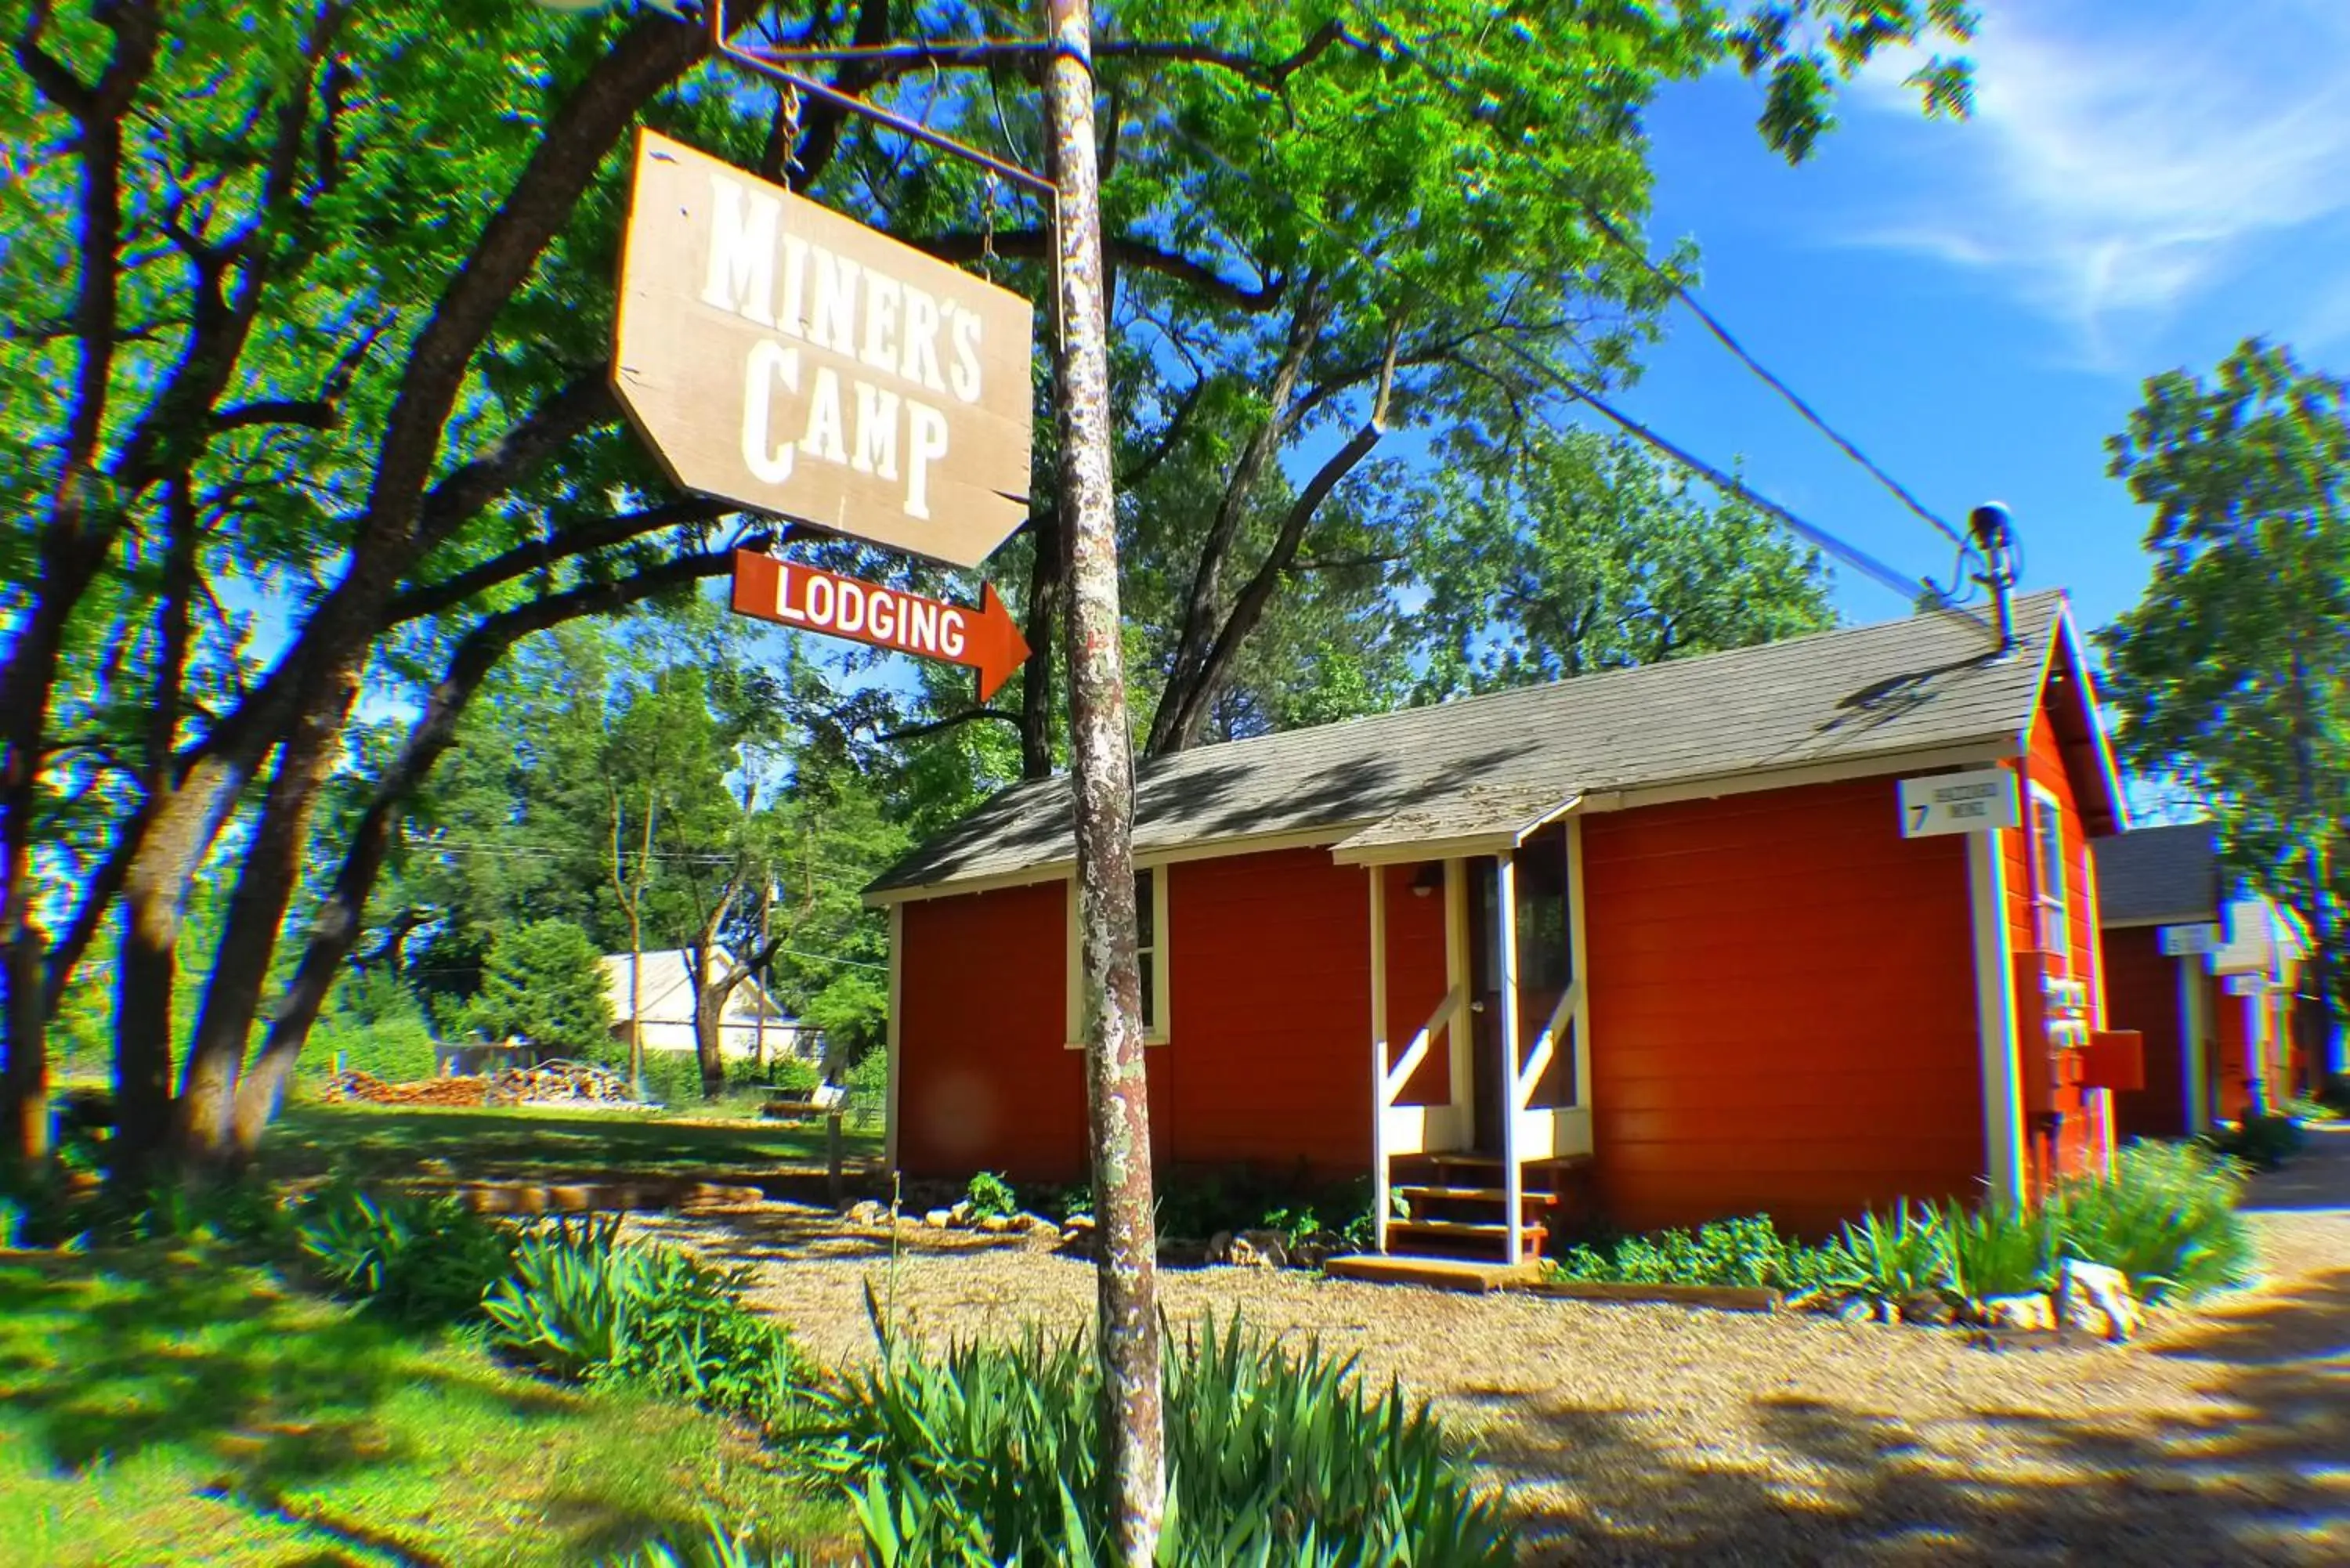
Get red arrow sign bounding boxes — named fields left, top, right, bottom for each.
left=728, top=549, right=1030, bottom=703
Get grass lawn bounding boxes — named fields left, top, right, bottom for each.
left=0, top=1241, right=848, bottom=1566
left=259, top=1100, right=883, bottom=1189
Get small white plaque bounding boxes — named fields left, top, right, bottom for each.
left=1897, top=768, right=2021, bottom=838
left=2224, top=973, right=2268, bottom=998
left=2159, top=923, right=2222, bottom=957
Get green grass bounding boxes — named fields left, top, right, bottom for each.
left=260, top=1102, right=880, bottom=1188
left=0, top=1242, right=847, bottom=1566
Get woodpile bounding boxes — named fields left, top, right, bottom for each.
left=325, top=1058, right=636, bottom=1109
left=329, top=1071, right=489, bottom=1107
left=488, top=1059, right=635, bottom=1106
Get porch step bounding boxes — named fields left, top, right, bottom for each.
left=1393, top=1183, right=1556, bottom=1209
left=1387, top=1217, right=1549, bottom=1258
left=1396, top=1151, right=1593, bottom=1172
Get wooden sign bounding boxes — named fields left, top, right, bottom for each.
left=614, top=131, right=1035, bottom=569
left=1896, top=768, right=2021, bottom=838
left=729, top=550, right=1030, bottom=703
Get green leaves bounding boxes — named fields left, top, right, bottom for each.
left=795, top=1311, right=1511, bottom=1565
left=2095, top=337, right=2350, bottom=1028
left=463, top=916, right=614, bottom=1055
left=1413, top=428, right=1834, bottom=699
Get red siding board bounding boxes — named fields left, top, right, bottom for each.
left=896, top=880, right=1086, bottom=1182
left=1582, top=775, right=1983, bottom=1234
left=1165, top=848, right=1378, bottom=1174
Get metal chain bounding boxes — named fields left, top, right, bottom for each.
left=978, top=171, right=1001, bottom=283
left=778, top=81, right=804, bottom=188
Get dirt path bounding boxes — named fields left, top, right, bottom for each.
left=644, top=1128, right=2350, bottom=1566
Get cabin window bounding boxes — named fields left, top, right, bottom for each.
left=1065, top=867, right=1170, bottom=1046
left=1134, top=868, right=1164, bottom=1039
left=2030, top=786, right=2069, bottom=966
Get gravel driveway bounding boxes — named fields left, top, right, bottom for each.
left=640, top=1126, right=2350, bottom=1566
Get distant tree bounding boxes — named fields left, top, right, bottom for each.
left=466, top=919, right=613, bottom=1060
left=1412, top=431, right=1834, bottom=699
left=2096, top=338, right=2350, bottom=1080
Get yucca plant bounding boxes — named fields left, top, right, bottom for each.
left=484, top=1216, right=803, bottom=1422
left=610, top=1516, right=805, bottom=1566
left=483, top=1214, right=632, bottom=1378
left=1831, top=1200, right=1951, bottom=1305
left=1940, top=1199, right=2056, bottom=1301
left=296, top=1183, right=514, bottom=1324
left=2048, top=1140, right=2255, bottom=1302
left=795, top=1309, right=1512, bottom=1566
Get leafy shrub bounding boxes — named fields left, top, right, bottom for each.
left=1831, top=1201, right=1950, bottom=1303
left=297, top=1184, right=515, bottom=1324
left=963, top=1171, right=1018, bottom=1221
left=484, top=1216, right=802, bottom=1424
left=841, top=1046, right=889, bottom=1129
left=2203, top=1112, right=2304, bottom=1170
left=1152, top=1165, right=1369, bottom=1247
left=799, top=1311, right=1511, bottom=1566
left=766, top=1056, right=822, bottom=1096
left=1548, top=1215, right=1846, bottom=1294
left=465, top=918, right=616, bottom=1057
left=2319, top=1071, right=2350, bottom=1116
left=2049, top=1140, right=2255, bottom=1302
left=2278, top=1093, right=2339, bottom=1124
left=1940, top=1201, right=2056, bottom=1300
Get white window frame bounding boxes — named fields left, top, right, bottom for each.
left=1065, top=866, right=1171, bottom=1048
left=2028, top=782, right=2070, bottom=970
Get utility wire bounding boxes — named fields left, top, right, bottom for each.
left=1336, top=15, right=1984, bottom=602
left=1578, top=204, right=1976, bottom=559
left=1137, top=105, right=1989, bottom=628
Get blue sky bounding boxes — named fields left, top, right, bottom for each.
left=1619, top=0, right=2350, bottom=634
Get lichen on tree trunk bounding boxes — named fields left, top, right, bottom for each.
left=1042, top=0, right=1166, bottom=1559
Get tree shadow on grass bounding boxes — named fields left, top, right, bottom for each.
left=0, top=1248, right=567, bottom=1481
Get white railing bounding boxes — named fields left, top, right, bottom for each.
left=1386, top=985, right=1464, bottom=1104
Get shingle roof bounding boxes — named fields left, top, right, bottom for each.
left=871, top=590, right=2072, bottom=897
left=2092, top=822, right=2221, bottom=927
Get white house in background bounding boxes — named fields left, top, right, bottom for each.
left=598, top=948, right=822, bottom=1064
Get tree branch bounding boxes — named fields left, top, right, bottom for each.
left=1152, top=316, right=1401, bottom=755
left=209, top=399, right=336, bottom=435
left=391, top=499, right=726, bottom=624
left=878, top=706, right=1020, bottom=746
left=414, top=370, right=621, bottom=552
left=915, top=228, right=1285, bottom=314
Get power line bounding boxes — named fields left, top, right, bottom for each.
left=1137, top=106, right=1986, bottom=627
left=1350, top=15, right=1977, bottom=571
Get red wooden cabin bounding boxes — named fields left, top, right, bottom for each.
left=2096, top=822, right=2310, bottom=1135
left=869, top=592, right=2135, bottom=1259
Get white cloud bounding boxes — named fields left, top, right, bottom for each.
left=1846, top=0, right=2350, bottom=355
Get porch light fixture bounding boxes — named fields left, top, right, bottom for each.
left=1411, top=862, right=1444, bottom=898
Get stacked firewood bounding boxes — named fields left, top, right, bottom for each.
left=488, top=1059, right=634, bottom=1106
left=329, top=1071, right=490, bottom=1107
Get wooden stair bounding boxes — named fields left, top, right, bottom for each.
left=1386, top=1152, right=1591, bottom=1263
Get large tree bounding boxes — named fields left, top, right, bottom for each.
left=1413, top=429, right=1833, bottom=698
left=2097, top=338, right=2350, bottom=1082
left=2, top=0, right=1975, bottom=1173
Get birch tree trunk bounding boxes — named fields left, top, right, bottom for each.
left=1041, top=1, right=1163, bottom=1557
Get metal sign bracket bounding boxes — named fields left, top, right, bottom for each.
left=704, top=5, right=1058, bottom=199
